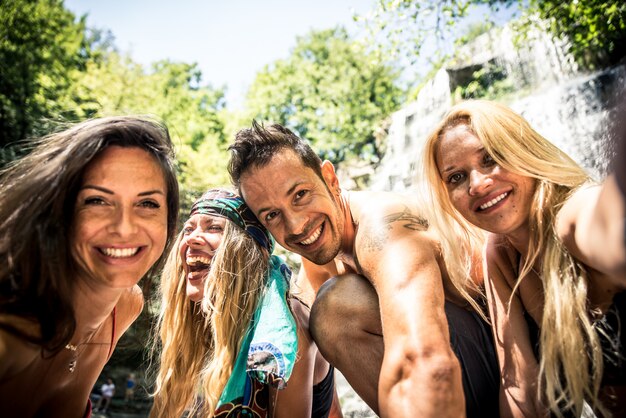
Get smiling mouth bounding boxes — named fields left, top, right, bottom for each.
left=299, top=223, right=324, bottom=246
left=100, top=247, right=140, bottom=258
left=478, top=192, right=509, bottom=211
left=186, top=256, right=212, bottom=272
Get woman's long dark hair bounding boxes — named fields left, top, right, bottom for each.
left=0, top=116, right=180, bottom=352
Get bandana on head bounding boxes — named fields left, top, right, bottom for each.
left=189, top=189, right=274, bottom=253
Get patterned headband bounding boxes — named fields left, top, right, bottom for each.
left=189, top=189, right=274, bottom=253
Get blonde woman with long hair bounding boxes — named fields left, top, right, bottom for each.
left=423, top=100, right=625, bottom=417
left=151, top=189, right=341, bottom=418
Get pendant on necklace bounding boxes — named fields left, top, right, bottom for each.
left=63, top=321, right=105, bottom=373
left=65, top=343, right=78, bottom=373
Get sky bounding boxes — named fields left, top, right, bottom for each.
left=64, top=0, right=375, bottom=108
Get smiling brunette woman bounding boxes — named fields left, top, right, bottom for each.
left=0, top=116, right=179, bottom=418
left=423, top=100, right=625, bottom=417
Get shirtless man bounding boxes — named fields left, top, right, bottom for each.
left=227, top=122, right=499, bottom=418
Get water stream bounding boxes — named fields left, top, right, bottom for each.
left=371, top=26, right=626, bottom=192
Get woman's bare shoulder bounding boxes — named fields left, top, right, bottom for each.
left=114, top=285, right=145, bottom=335
left=485, top=233, right=519, bottom=286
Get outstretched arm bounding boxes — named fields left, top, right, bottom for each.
left=557, top=181, right=626, bottom=283
left=357, top=205, right=464, bottom=418
left=0, top=324, right=38, bottom=383
left=558, top=99, right=626, bottom=284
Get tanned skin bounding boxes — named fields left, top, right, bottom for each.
left=239, top=149, right=466, bottom=418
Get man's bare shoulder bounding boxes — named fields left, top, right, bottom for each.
left=350, top=190, right=428, bottom=231
left=350, top=191, right=440, bottom=281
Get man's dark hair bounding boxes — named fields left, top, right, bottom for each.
left=228, top=121, right=323, bottom=189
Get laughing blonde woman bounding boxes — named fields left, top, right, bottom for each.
left=151, top=189, right=341, bottom=418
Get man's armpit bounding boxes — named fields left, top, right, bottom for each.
left=383, top=206, right=429, bottom=231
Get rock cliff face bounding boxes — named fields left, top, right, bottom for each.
left=447, top=23, right=579, bottom=94
left=371, top=24, right=626, bottom=193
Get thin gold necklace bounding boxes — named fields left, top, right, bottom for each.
left=64, top=320, right=106, bottom=373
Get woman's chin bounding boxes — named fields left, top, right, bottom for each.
left=186, top=284, right=204, bottom=302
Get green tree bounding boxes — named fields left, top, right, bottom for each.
left=358, top=1, right=499, bottom=68
left=530, top=0, right=626, bottom=67
left=361, top=0, right=625, bottom=70
left=245, top=27, right=403, bottom=164
left=0, top=0, right=86, bottom=155
left=68, top=52, right=231, bottom=206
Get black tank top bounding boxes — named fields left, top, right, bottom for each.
left=525, top=291, right=626, bottom=385
left=311, top=365, right=334, bottom=418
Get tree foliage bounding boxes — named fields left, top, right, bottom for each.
left=67, top=52, right=231, bottom=204
left=244, top=27, right=403, bottom=164
left=1, top=0, right=231, bottom=202
left=530, top=0, right=626, bottom=67
left=360, top=0, right=625, bottom=71
left=358, top=0, right=499, bottom=70
left=0, top=0, right=86, bottom=153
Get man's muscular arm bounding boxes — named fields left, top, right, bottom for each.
left=357, top=204, right=465, bottom=418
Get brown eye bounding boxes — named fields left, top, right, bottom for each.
left=483, top=153, right=496, bottom=166
left=139, top=200, right=160, bottom=209
left=447, top=172, right=465, bottom=184
left=84, top=197, right=107, bottom=205
left=265, top=211, right=279, bottom=222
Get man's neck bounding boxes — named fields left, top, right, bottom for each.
left=335, top=191, right=359, bottom=270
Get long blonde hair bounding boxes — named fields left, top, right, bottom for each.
left=151, top=220, right=270, bottom=417
left=423, top=100, right=605, bottom=417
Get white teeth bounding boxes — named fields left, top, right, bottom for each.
left=300, top=225, right=322, bottom=246
left=479, top=192, right=508, bottom=210
left=102, top=247, right=139, bottom=258
left=186, top=256, right=212, bottom=266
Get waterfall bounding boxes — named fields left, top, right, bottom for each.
left=509, top=65, right=625, bottom=180
left=370, top=68, right=452, bottom=192
left=370, top=24, right=626, bottom=192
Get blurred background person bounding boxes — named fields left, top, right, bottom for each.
left=124, top=373, right=136, bottom=404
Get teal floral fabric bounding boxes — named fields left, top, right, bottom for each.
left=215, top=256, right=297, bottom=416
